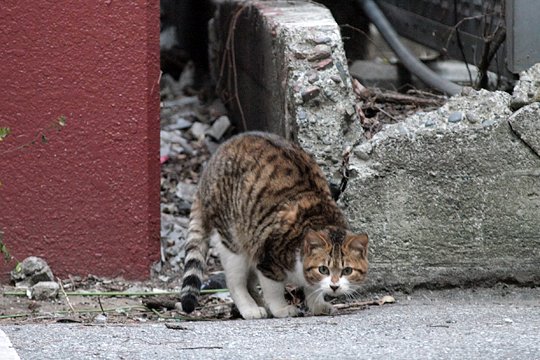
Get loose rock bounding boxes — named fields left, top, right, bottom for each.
left=206, top=115, right=231, bottom=140
left=175, top=182, right=198, bottom=204
left=30, top=281, right=60, bottom=300
left=11, top=256, right=55, bottom=287
left=510, top=63, right=540, bottom=110
left=190, top=122, right=210, bottom=139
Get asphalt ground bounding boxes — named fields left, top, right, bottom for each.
left=2, top=287, right=539, bottom=359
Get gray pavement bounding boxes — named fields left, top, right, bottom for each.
left=2, top=287, right=539, bottom=359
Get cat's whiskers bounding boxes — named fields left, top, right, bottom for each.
left=305, top=286, right=327, bottom=307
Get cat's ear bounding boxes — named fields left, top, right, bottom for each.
left=344, top=233, right=369, bottom=256
left=303, top=229, right=330, bottom=253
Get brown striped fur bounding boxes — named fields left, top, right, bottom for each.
left=180, top=132, right=368, bottom=319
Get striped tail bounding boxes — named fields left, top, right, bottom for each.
left=180, top=196, right=209, bottom=313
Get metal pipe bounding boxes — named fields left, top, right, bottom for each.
left=357, top=0, right=463, bottom=96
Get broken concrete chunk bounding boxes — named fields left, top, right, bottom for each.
left=166, top=116, right=192, bottom=131
left=11, top=256, right=54, bottom=287
left=508, top=102, right=540, bottom=156
left=344, top=86, right=540, bottom=292
left=206, top=115, right=231, bottom=140
left=511, top=63, right=540, bottom=110
left=190, top=122, right=210, bottom=139
left=30, top=281, right=60, bottom=300
left=175, top=182, right=198, bottom=203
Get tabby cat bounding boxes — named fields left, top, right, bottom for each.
left=180, top=132, right=368, bottom=319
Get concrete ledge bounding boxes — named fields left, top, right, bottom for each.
left=344, top=90, right=540, bottom=291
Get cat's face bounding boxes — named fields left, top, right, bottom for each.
left=303, top=228, right=368, bottom=297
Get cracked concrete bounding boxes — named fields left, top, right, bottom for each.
left=342, top=87, right=540, bottom=291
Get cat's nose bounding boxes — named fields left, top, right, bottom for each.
left=330, top=285, right=340, bottom=292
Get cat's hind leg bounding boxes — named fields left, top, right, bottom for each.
left=218, top=244, right=267, bottom=320
left=257, top=272, right=300, bottom=318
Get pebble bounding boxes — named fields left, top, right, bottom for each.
left=306, top=71, right=319, bottom=84
left=202, top=272, right=227, bottom=290
left=314, top=58, right=333, bottom=71
left=165, top=116, right=192, bottom=130
left=206, top=115, right=231, bottom=140
left=11, top=256, right=55, bottom=287
left=448, top=111, right=464, bottom=123
left=481, top=119, right=497, bottom=127
left=94, top=313, right=108, bottom=324
left=465, top=112, right=480, bottom=124
left=190, top=122, right=210, bottom=139
left=425, top=119, right=437, bottom=127
left=330, top=75, right=342, bottom=83
left=175, top=182, right=198, bottom=204
left=311, top=35, right=332, bottom=44
left=308, top=45, right=331, bottom=61
left=30, top=281, right=60, bottom=300
left=301, top=86, right=321, bottom=102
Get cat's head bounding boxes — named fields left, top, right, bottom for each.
left=302, top=227, right=368, bottom=297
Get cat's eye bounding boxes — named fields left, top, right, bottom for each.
left=318, top=266, right=330, bottom=275
left=341, top=267, right=353, bottom=276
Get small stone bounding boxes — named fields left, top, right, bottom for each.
left=166, top=116, right=192, bottom=131
left=308, top=45, right=331, bottom=61
left=190, top=122, right=209, bottom=139
left=306, top=71, right=319, bottom=84
left=314, top=58, right=333, bottom=71
left=425, top=119, right=436, bottom=127
left=311, top=35, right=332, bottom=44
left=176, top=182, right=198, bottom=203
left=353, top=143, right=372, bottom=160
left=465, top=112, right=480, bottom=124
left=330, top=75, right=342, bottom=83
left=481, top=119, right=497, bottom=127
left=297, top=110, right=307, bottom=120
left=202, top=271, right=227, bottom=290
left=503, top=318, right=513, bottom=324
left=94, top=313, right=108, bottom=324
left=301, top=86, right=320, bottom=102
left=30, top=281, right=59, bottom=300
left=448, top=111, right=464, bottom=123
left=206, top=115, right=231, bottom=140
left=11, top=257, right=54, bottom=287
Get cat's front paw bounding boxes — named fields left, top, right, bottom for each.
left=309, top=301, right=335, bottom=316
left=240, top=306, right=268, bottom=320
left=271, top=305, right=300, bottom=318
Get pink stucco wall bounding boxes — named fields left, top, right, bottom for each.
left=0, top=1, right=160, bottom=280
